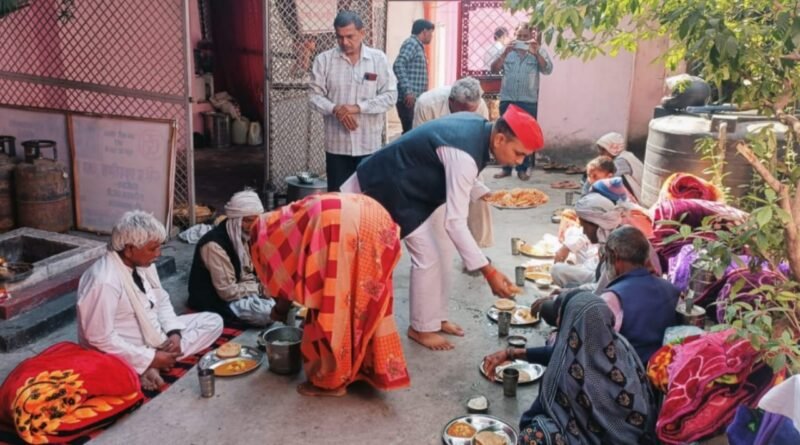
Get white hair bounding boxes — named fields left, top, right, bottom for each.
left=110, top=210, right=167, bottom=251
left=449, top=77, right=483, bottom=106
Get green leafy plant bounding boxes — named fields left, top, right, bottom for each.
left=512, top=0, right=800, bottom=374
left=0, top=0, right=30, bottom=18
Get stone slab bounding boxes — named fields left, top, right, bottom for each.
left=0, top=291, right=76, bottom=352
left=0, top=227, right=105, bottom=293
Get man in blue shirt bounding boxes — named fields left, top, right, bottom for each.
left=393, top=19, right=435, bottom=134
left=491, top=23, right=553, bottom=181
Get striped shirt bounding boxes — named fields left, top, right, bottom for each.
left=309, top=45, right=397, bottom=156
left=499, top=48, right=554, bottom=103
left=393, top=35, right=428, bottom=100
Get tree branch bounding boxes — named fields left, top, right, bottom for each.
left=736, top=142, right=784, bottom=193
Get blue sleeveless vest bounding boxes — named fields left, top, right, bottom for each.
left=606, top=268, right=680, bottom=363
left=356, top=112, right=493, bottom=237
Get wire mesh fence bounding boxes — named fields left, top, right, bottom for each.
left=0, top=0, right=193, bottom=226
left=266, top=0, right=386, bottom=193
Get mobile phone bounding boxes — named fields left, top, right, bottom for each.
left=513, top=41, right=529, bottom=50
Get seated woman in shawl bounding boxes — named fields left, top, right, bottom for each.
left=596, top=132, right=644, bottom=202
left=485, top=291, right=658, bottom=445
left=249, top=193, right=410, bottom=397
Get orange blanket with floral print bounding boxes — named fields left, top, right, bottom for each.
left=0, top=342, right=142, bottom=444
left=250, top=193, right=410, bottom=391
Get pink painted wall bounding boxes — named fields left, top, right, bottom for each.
left=537, top=48, right=637, bottom=159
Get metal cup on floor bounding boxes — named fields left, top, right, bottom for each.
left=497, top=311, right=511, bottom=337
left=515, top=266, right=526, bottom=287
left=564, top=191, right=577, bottom=206
left=198, top=367, right=215, bottom=398
left=511, top=237, right=521, bottom=255
left=502, top=368, right=519, bottom=397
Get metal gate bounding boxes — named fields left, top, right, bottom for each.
left=264, top=0, right=387, bottom=193
left=0, top=0, right=194, bottom=225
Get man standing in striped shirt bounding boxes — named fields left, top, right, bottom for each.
left=309, top=10, right=397, bottom=191
left=393, top=19, right=435, bottom=134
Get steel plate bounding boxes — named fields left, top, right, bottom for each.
left=479, top=359, right=545, bottom=385
left=442, top=414, right=518, bottom=445
left=198, top=345, right=264, bottom=377
left=487, top=306, right=540, bottom=326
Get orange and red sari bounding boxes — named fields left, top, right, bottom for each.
left=250, top=193, right=410, bottom=391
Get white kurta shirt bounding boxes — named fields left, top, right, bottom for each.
left=340, top=146, right=490, bottom=271
left=412, top=86, right=489, bottom=128
left=77, top=252, right=185, bottom=374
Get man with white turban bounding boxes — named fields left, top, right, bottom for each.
left=188, top=189, right=276, bottom=327
left=596, top=132, right=644, bottom=201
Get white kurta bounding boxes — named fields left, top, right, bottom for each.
left=77, top=252, right=223, bottom=374
left=341, top=147, right=489, bottom=332
left=411, top=86, right=494, bottom=248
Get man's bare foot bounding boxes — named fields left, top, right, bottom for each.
left=296, top=382, right=346, bottom=397
left=441, top=320, right=465, bottom=337
left=140, top=368, right=165, bottom=391
left=408, top=327, right=454, bottom=350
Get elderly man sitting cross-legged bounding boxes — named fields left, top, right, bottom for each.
left=77, top=211, right=223, bottom=391
left=188, top=189, right=275, bottom=327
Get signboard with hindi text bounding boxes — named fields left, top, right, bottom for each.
left=70, top=114, right=176, bottom=234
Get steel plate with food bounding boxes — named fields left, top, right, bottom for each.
left=480, top=359, right=545, bottom=384
left=519, top=235, right=559, bottom=259
left=442, top=415, right=517, bottom=445
left=486, top=188, right=549, bottom=209
left=198, top=344, right=264, bottom=377
left=487, top=305, right=540, bottom=326
left=524, top=270, right=552, bottom=283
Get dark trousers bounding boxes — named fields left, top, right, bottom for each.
left=396, top=101, right=415, bottom=134
left=499, top=101, right=538, bottom=173
left=325, top=152, right=368, bottom=192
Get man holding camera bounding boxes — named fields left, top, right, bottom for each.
left=490, top=23, right=553, bottom=181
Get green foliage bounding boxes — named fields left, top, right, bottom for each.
left=510, top=0, right=800, bottom=112
left=513, top=0, right=800, bottom=375
left=723, top=281, right=800, bottom=374
left=0, top=0, right=29, bottom=18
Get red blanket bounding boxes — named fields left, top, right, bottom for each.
left=655, top=331, right=777, bottom=444
left=0, top=342, right=142, bottom=444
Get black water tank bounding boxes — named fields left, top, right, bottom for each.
left=641, top=114, right=788, bottom=207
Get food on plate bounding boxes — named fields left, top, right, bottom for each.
left=525, top=264, right=552, bottom=273
left=515, top=307, right=538, bottom=324
left=486, top=188, right=549, bottom=208
left=517, top=368, right=534, bottom=383
left=525, top=270, right=552, bottom=282
left=474, top=430, right=509, bottom=445
left=519, top=236, right=559, bottom=257
left=214, top=358, right=257, bottom=376
left=216, top=342, right=242, bottom=359
left=494, top=299, right=516, bottom=311
left=446, top=421, right=477, bottom=438
left=467, top=395, right=489, bottom=412
left=535, top=277, right=553, bottom=289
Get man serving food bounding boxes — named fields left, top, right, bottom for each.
left=341, top=106, right=545, bottom=350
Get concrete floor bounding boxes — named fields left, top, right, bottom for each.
left=0, top=167, right=579, bottom=445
